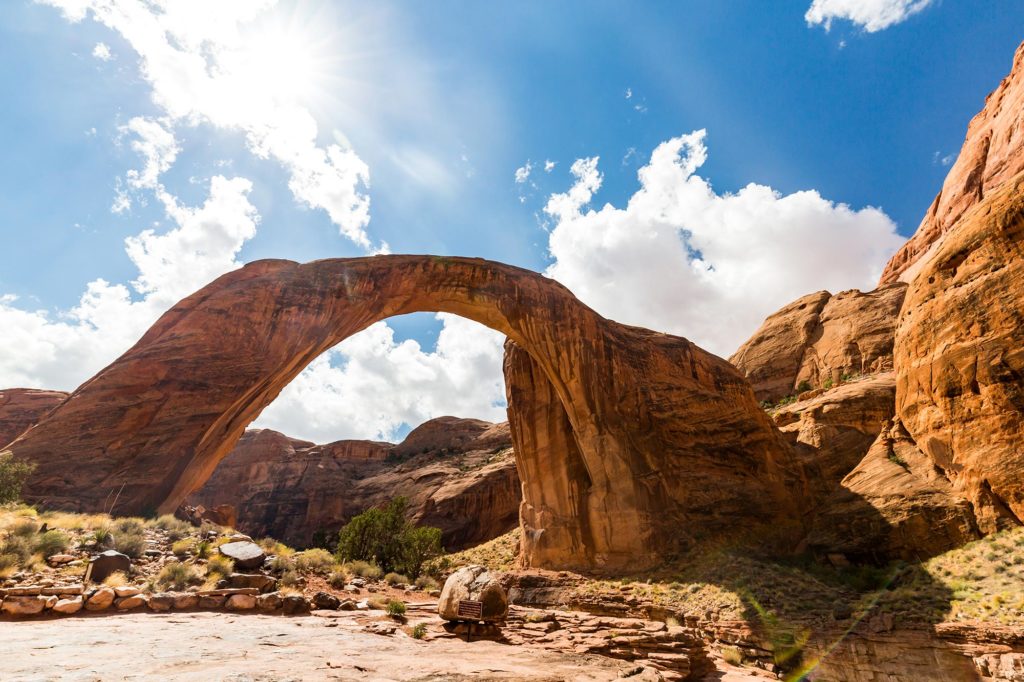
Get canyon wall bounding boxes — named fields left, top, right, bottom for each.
left=0, top=389, right=67, bottom=448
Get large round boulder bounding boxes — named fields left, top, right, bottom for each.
left=437, top=565, right=507, bottom=623
left=217, top=541, right=265, bottom=570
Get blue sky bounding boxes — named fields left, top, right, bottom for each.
left=1, top=1, right=1022, bottom=442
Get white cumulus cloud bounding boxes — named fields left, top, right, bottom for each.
left=805, top=0, right=934, bottom=32
left=544, top=130, right=904, bottom=356
left=91, top=41, right=112, bottom=60
left=514, top=160, right=532, bottom=184
left=255, top=315, right=506, bottom=443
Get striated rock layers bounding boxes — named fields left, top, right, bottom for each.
left=880, top=42, right=1024, bottom=285
left=0, top=389, right=68, bottom=448
left=730, top=284, right=907, bottom=403
left=8, top=256, right=798, bottom=570
left=187, top=417, right=520, bottom=550
left=895, top=173, right=1024, bottom=534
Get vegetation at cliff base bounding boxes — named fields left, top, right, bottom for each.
left=335, top=497, right=443, bottom=578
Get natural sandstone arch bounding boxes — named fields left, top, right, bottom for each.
left=10, top=255, right=799, bottom=569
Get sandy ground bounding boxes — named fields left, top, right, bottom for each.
left=0, top=610, right=640, bottom=682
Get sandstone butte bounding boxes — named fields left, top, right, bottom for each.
left=7, top=255, right=799, bottom=571
left=186, top=416, right=521, bottom=550
left=731, top=41, right=1024, bottom=560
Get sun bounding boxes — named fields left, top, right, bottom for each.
left=217, top=4, right=345, bottom=112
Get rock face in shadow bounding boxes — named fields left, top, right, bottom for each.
left=186, top=418, right=519, bottom=550
left=0, top=389, right=67, bottom=448
left=8, top=256, right=799, bottom=570
left=880, top=42, right=1024, bottom=285
left=730, top=284, right=907, bottom=403
left=805, top=420, right=980, bottom=561
left=895, top=173, right=1024, bottom=534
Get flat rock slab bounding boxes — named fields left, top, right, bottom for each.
left=217, top=541, right=265, bottom=570
left=0, top=612, right=645, bottom=681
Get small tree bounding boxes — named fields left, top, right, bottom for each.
left=0, top=452, right=35, bottom=505
left=336, top=497, right=443, bottom=578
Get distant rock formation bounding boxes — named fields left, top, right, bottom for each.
left=187, top=417, right=520, bottom=550
left=0, top=389, right=67, bottom=448
left=879, top=42, right=1024, bottom=285
left=730, top=283, right=907, bottom=403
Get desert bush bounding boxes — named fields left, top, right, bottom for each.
left=280, top=569, right=300, bottom=587
left=344, top=560, right=382, bottom=580
left=114, top=517, right=146, bottom=535
left=0, top=552, right=20, bottom=576
left=721, top=645, right=743, bottom=665
left=796, top=380, right=812, bottom=393
left=194, top=540, right=211, bottom=559
left=328, top=569, right=350, bottom=588
left=34, top=530, right=70, bottom=557
left=151, top=514, right=192, bottom=541
left=171, top=538, right=195, bottom=556
left=414, top=575, right=439, bottom=591
left=336, top=498, right=443, bottom=577
left=367, top=595, right=388, bottom=610
left=258, top=537, right=293, bottom=556
left=269, top=554, right=294, bottom=573
left=10, top=518, right=39, bottom=537
left=116, top=529, right=147, bottom=559
left=103, top=571, right=128, bottom=587
left=385, top=599, right=406, bottom=617
left=157, top=563, right=201, bottom=590
left=293, top=548, right=336, bottom=573
left=0, top=453, right=36, bottom=505
left=411, top=622, right=427, bottom=639
left=1, top=535, right=32, bottom=563
left=206, top=555, right=233, bottom=577
left=384, top=572, right=410, bottom=586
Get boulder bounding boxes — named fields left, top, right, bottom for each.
left=85, top=587, right=115, bottom=611
left=51, top=597, right=83, bottom=614
left=312, top=591, right=340, bottom=610
left=256, top=592, right=283, bottom=612
left=147, top=593, right=174, bottom=611
left=84, top=550, right=130, bottom=584
left=198, top=595, right=225, bottom=609
left=1, top=596, right=47, bottom=616
left=172, top=593, right=198, bottom=610
left=220, top=573, right=276, bottom=593
left=225, top=593, right=256, bottom=610
left=217, top=541, right=265, bottom=570
left=116, top=595, right=147, bottom=610
left=438, top=565, right=508, bottom=623
left=281, top=595, right=310, bottom=615
left=113, top=586, right=140, bottom=598
left=337, top=599, right=357, bottom=611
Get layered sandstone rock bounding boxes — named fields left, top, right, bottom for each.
left=775, top=373, right=896, bottom=499
left=10, top=256, right=798, bottom=570
left=0, top=388, right=67, bottom=447
left=880, top=42, right=1024, bottom=284
left=188, top=417, right=520, bottom=550
left=805, top=419, right=980, bottom=561
left=730, top=284, right=906, bottom=403
left=895, top=173, right=1024, bottom=533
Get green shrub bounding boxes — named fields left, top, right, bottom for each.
left=384, top=572, right=410, bottom=586
left=171, top=538, right=195, bottom=556
left=280, top=569, right=300, bottom=587
left=157, top=562, right=201, bottom=590
left=385, top=599, right=406, bottom=617
left=194, top=540, right=211, bottom=559
left=294, top=548, right=336, bottom=573
left=335, top=498, right=443, bottom=577
left=411, top=623, right=427, bottom=639
left=0, top=453, right=36, bottom=505
left=796, top=380, right=812, bottom=393
left=822, top=377, right=834, bottom=390
left=34, top=530, right=70, bottom=557
left=90, top=526, right=113, bottom=546
left=114, top=517, right=146, bottom=535
left=269, top=554, right=294, bottom=573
